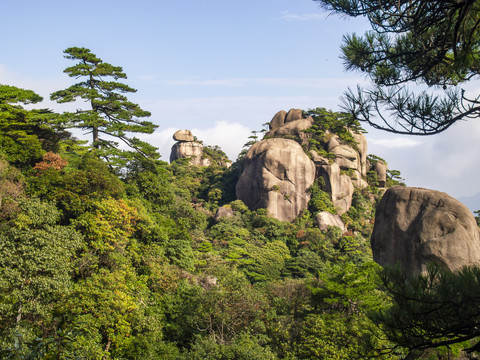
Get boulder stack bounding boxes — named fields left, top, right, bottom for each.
left=236, top=109, right=377, bottom=221
left=170, top=129, right=211, bottom=166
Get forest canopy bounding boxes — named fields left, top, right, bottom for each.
left=0, top=45, right=477, bottom=360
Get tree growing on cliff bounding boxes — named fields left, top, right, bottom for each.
left=314, top=0, right=480, bottom=135
left=51, top=47, right=158, bottom=163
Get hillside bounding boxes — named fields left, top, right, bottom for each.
left=1, top=94, right=478, bottom=359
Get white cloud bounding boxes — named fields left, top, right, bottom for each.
left=140, top=121, right=251, bottom=162
left=367, top=137, right=421, bottom=149
left=192, top=121, right=252, bottom=161
left=280, top=11, right=325, bottom=21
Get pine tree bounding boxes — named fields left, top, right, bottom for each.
left=0, top=85, right=66, bottom=166
left=51, top=47, right=158, bottom=164
left=314, top=0, right=480, bottom=135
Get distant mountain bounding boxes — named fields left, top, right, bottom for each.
left=457, top=192, right=480, bottom=213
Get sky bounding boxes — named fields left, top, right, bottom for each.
left=1, top=0, right=480, bottom=207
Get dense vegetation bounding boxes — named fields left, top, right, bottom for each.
left=0, top=48, right=477, bottom=360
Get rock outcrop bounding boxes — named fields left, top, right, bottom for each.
left=170, top=129, right=231, bottom=167
left=317, top=162, right=354, bottom=215
left=371, top=186, right=480, bottom=273
left=316, top=211, right=345, bottom=232
left=325, top=131, right=369, bottom=189
left=214, top=206, right=234, bottom=221
left=235, top=109, right=391, bottom=222
left=353, top=132, right=368, bottom=177
left=173, top=129, right=195, bottom=142
left=170, top=139, right=211, bottom=166
left=373, top=160, right=388, bottom=187
left=269, top=109, right=304, bottom=131
left=265, top=117, right=314, bottom=145
left=269, top=110, right=287, bottom=131
left=236, top=138, right=315, bottom=222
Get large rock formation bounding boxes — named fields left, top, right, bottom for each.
left=235, top=109, right=389, bottom=222
left=326, top=131, right=369, bottom=189
left=171, top=142, right=211, bottom=167
left=170, top=129, right=231, bottom=167
left=371, top=186, right=480, bottom=273
left=236, top=138, right=315, bottom=222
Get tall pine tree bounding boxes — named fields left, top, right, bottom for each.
left=51, top=47, right=158, bottom=165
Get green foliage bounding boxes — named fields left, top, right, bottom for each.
left=293, top=311, right=394, bottom=359
left=0, top=48, right=431, bottom=359
left=202, top=145, right=231, bottom=167
left=0, top=85, right=67, bottom=168
left=0, top=199, right=82, bottom=348
left=341, top=187, right=377, bottom=237
left=51, top=47, right=158, bottom=165
left=303, top=107, right=364, bottom=151
left=0, top=160, right=25, bottom=220
left=372, top=264, right=480, bottom=355
left=314, top=0, right=480, bottom=135
left=240, top=241, right=291, bottom=282
left=307, top=180, right=336, bottom=215
left=386, top=169, right=405, bottom=187
left=180, top=333, right=276, bottom=360
left=27, top=155, right=125, bottom=220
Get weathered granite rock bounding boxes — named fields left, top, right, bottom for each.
left=325, top=130, right=368, bottom=181
left=371, top=186, right=480, bottom=273
left=214, top=206, right=234, bottom=221
left=173, top=129, right=194, bottom=142
left=170, top=141, right=211, bottom=166
left=374, top=160, right=388, bottom=187
left=316, top=211, right=346, bottom=232
left=236, top=138, right=315, bottom=222
left=352, top=131, right=368, bottom=176
left=270, top=110, right=287, bottom=130
left=170, top=129, right=232, bottom=167
left=309, top=150, right=330, bottom=166
left=285, top=108, right=303, bottom=123
left=327, top=134, right=359, bottom=171
left=350, top=169, right=369, bottom=189
left=317, top=162, right=354, bottom=215
left=265, top=117, right=314, bottom=145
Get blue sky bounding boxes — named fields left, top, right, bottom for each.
left=2, top=0, right=480, bottom=204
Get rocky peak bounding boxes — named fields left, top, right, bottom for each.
left=170, top=129, right=231, bottom=167
left=236, top=108, right=396, bottom=223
